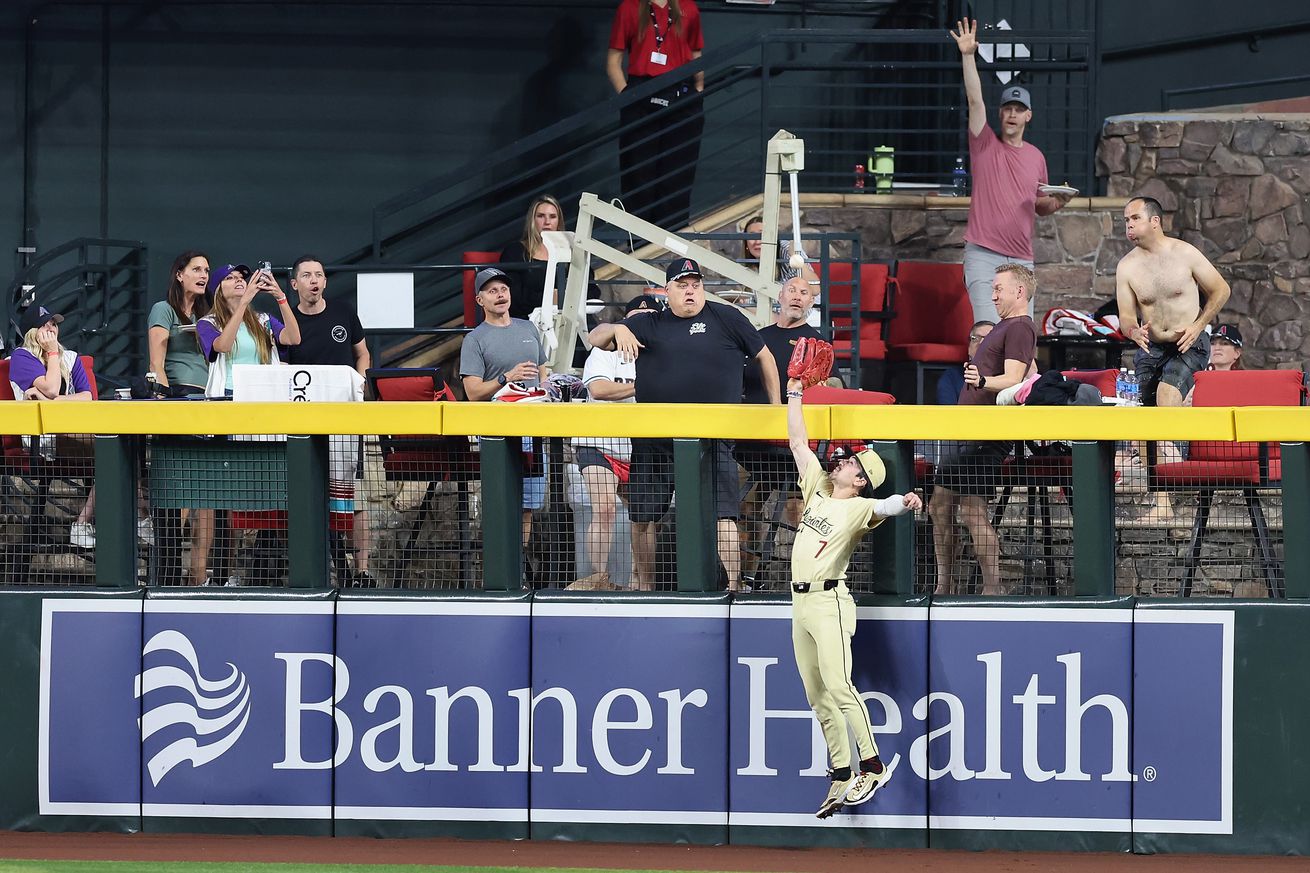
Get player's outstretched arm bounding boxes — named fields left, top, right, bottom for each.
left=787, top=378, right=819, bottom=474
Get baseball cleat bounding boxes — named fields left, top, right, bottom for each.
left=844, top=757, right=898, bottom=808
left=815, top=774, right=854, bottom=819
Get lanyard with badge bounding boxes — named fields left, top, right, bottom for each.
left=648, top=4, right=668, bottom=67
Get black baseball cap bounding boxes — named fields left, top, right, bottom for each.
left=1212, top=323, right=1243, bottom=348
left=665, top=258, right=702, bottom=284
left=19, top=304, right=64, bottom=335
left=625, top=293, right=667, bottom=315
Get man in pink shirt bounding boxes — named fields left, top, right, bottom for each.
left=952, top=18, right=1072, bottom=323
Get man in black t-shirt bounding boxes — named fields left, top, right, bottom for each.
left=284, top=256, right=369, bottom=373
left=284, top=255, right=374, bottom=586
left=589, top=258, right=780, bottom=592
left=743, top=276, right=823, bottom=405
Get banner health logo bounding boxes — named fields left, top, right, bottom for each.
left=135, top=630, right=252, bottom=786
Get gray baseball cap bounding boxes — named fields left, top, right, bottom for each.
left=1000, top=85, right=1032, bottom=110
left=475, top=267, right=510, bottom=294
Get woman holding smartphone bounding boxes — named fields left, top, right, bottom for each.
left=197, top=263, right=301, bottom=395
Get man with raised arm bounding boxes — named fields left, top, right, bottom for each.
left=1116, top=195, right=1231, bottom=408
left=784, top=359, right=921, bottom=818
left=952, top=17, right=1071, bottom=323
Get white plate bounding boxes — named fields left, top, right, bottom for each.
left=1039, top=184, right=1079, bottom=196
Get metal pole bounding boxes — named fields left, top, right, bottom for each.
left=100, top=4, right=111, bottom=240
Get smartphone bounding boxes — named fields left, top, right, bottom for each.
left=258, top=260, right=273, bottom=275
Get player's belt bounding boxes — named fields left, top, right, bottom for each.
left=792, top=579, right=840, bottom=594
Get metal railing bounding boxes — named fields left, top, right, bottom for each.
left=4, top=238, right=149, bottom=387
left=2, top=400, right=1304, bottom=600
left=346, top=26, right=1096, bottom=337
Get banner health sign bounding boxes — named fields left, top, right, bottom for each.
left=38, top=598, right=1232, bottom=838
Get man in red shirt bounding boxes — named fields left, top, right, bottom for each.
left=952, top=17, right=1072, bottom=323
left=927, top=264, right=1037, bottom=596
left=606, top=0, right=705, bottom=230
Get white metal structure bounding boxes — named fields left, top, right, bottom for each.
left=539, top=130, right=807, bottom=373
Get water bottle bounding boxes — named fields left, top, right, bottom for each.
left=952, top=156, right=969, bottom=196
left=1124, top=370, right=1141, bottom=407
left=1115, top=367, right=1128, bottom=404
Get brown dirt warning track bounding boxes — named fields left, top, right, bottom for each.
left=2, top=832, right=1310, bottom=872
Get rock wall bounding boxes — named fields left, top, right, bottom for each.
left=1097, top=113, right=1310, bottom=369
left=689, top=194, right=1131, bottom=326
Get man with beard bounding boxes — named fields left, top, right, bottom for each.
left=1116, top=196, right=1231, bottom=408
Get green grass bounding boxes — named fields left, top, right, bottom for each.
left=0, top=863, right=727, bottom=873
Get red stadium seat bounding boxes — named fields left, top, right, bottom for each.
left=462, top=251, right=501, bottom=328
left=1153, top=369, right=1306, bottom=597
left=885, top=261, right=973, bottom=404
left=826, top=262, right=895, bottom=382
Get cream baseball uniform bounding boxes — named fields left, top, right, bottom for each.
left=791, top=455, right=884, bottom=771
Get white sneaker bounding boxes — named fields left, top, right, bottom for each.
left=845, top=757, right=897, bottom=808
left=816, top=772, right=855, bottom=819
left=137, top=516, right=155, bottom=547
left=69, top=522, right=96, bottom=549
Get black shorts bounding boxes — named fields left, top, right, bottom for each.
left=1134, top=332, right=1209, bottom=406
left=932, top=441, right=1013, bottom=497
left=629, top=438, right=741, bottom=523
left=575, top=445, right=630, bottom=485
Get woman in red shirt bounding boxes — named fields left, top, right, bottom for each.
left=606, top=0, right=704, bottom=231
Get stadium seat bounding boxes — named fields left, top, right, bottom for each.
left=884, top=261, right=972, bottom=404
left=367, top=367, right=479, bottom=588
left=462, top=251, right=501, bottom=328
left=983, top=370, right=1117, bottom=595
left=1153, top=369, right=1306, bottom=597
left=826, top=261, right=895, bottom=386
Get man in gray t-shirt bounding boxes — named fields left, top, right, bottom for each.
left=460, top=268, right=547, bottom=397
left=459, top=267, right=550, bottom=549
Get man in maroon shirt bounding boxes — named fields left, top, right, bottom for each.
left=928, top=264, right=1037, bottom=596
left=607, top=0, right=705, bottom=230
left=952, top=17, right=1071, bottom=323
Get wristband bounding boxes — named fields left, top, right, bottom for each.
left=978, top=374, right=987, bottom=390
left=45, top=351, right=60, bottom=359
left=786, top=390, right=803, bottom=399
left=272, top=294, right=288, bottom=304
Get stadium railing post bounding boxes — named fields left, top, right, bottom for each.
left=869, top=439, right=914, bottom=595
left=287, top=435, right=331, bottom=588
left=1280, top=441, right=1310, bottom=599
left=674, top=438, right=717, bottom=592
left=481, top=436, right=525, bottom=591
left=94, top=434, right=139, bottom=588
left=1071, top=440, right=1116, bottom=597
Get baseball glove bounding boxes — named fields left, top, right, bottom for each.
left=787, top=337, right=834, bottom=389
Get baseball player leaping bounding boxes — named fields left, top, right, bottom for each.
left=784, top=339, right=923, bottom=819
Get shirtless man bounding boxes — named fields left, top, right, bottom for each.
left=1116, top=196, right=1231, bottom=407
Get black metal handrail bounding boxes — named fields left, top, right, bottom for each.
left=358, top=26, right=1096, bottom=267
left=5, top=238, right=149, bottom=383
